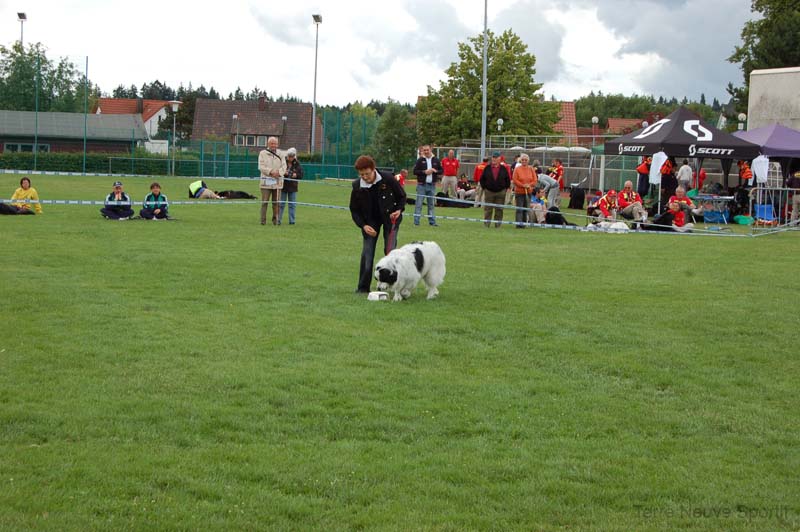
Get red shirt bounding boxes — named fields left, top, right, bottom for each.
left=618, top=189, right=642, bottom=208
left=441, top=157, right=460, bottom=177
left=739, top=164, right=753, bottom=181
left=661, top=159, right=673, bottom=175
left=668, top=195, right=695, bottom=227
left=395, top=173, right=406, bottom=186
left=636, top=160, right=651, bottom=174
left=552, top=163, right=564, bottom=190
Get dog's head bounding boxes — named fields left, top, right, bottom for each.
left=374, top=257, right=398, bottom=289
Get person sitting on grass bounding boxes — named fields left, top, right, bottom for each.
left=100, top=181, right=134, bottom=220
left=456, top=174, right=476, bottom=202
left=140, top=182, right=170, bottom=220
left=617, top=180, right=647, bottom=228
left=188, top=179, right=221, bottom=199
left=530, top=186, right=547, bottom=224
left=587, top=189, right=618, bottom=222
left=0, top=177, right=41, bottom=215
left=667, top=186, right=696, bottom=232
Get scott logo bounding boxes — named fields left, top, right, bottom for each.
left=683, top=120, right=713, bottom=141
left=619, top=144, right=645, bottom=154
left=634, top=119, right=670, bottom=139
left=693, top=146, right=734, bottom=156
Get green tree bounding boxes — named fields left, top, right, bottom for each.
left=728, top=0, right=800, bottom=111
left=140, top=79, right=175, bottom=100
left=319, top=102, right=379, bottom=164
left=417, top=29, right=559, bottom=145
left=0, top=42, right=96, bottom=112
left=371, top=101, right=417, bottom=169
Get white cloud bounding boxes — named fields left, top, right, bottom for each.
left=0, top=0, right=754, bottom=106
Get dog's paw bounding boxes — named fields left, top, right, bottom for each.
left=426, top=288, right=439, bottom=300
left=392, top=293, right=403, bottom=302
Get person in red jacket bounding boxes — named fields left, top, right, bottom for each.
left=587, top=189, right=618, bottom=221
left=441, top=149, right=460, bottom=198
left=473, top=157, right=489, bottom=207
left=667, top=186, right=696, bottom=230
left=618, top=180, right=647, bottom=225
left=636, top=156, right=652, bottom=198
left=550, top=158, right=564, bottom=190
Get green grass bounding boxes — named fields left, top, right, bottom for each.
left=1, top=172, right=799, bottom=531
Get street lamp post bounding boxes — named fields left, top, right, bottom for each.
left=232, top=113, right=239, bottom=147
left=169, top=100, right=182, bottom=175
left=591, top=116, right=599, bottom=147
left=311, top=14, right=322, bottom=154
left=738, top=112, right=747, bottom=131
left=17, top=12, right=26, bottom=47
left=497, top=118, right=503, bottom=132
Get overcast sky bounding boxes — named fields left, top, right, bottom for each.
left=2, top=0, right=754, bottom=106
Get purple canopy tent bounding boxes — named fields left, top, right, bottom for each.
left=734, top=123, right=800, bottom=178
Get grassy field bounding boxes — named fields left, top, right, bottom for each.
left=1, top=172, right=798, bottom=531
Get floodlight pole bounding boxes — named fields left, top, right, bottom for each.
left=480, top=0, right=488, bottom=161
left=18, top=12, right=26, bottom=47
left=169, top=100, right=182, bottom=175
left=311, top=14, right=322, bottom=154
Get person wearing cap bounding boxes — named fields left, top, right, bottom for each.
left=258, top=136, right=286, bottom=225
left=140, top=182, right=170, bottom=220
left=587, top=189, right=618, bottom=221
left=100, top=181, right=134, bottom=220
left=479, top=151, right=512, bottom=227
left=349, top=155, right=406, bottom=293
left=188, top=179, right=220, bottom=200
left=0, top=177, right=40, bottom=215
left=412, top=144, right=443, bottom=226
left=278, top=147, right=303, bottom=225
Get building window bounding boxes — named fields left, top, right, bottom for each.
left=235, top=135, right=244, bottom=146
left=246, top=135, right=255, bottom=146
left=4, top=143, right=50, bottom=153
left=256, top=136, right=267, bottom=147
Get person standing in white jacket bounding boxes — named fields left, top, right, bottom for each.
left=677, top=159, right=693, bottom=191
left=258, top=136, right=287, bottom=225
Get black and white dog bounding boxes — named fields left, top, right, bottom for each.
left=374, top=241, right=446, bottom=301
left=216, top=190, right=257, bottom=199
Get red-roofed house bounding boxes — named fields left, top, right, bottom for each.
left=553, top=101, right=578, bottom=143
left=94, top=98, right=170, bottom=138
left=605, top=118, right=643, bottom=135
left=191, top=97, right=322, bottom=153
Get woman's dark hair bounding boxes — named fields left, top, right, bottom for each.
left=20, top=177, right=31, bottom=186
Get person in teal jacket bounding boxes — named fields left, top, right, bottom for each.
left=140, top=182, right=170, bottom=220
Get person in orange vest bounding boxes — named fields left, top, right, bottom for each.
left=636, top=156, right=652, bottom=198
left=660, top=157, right=678, bottom=200
left=587, top=189, right=618, bottom=221
left=618, top=180, right=647, bottom=227
left=738, top=160, right=753, bottom=186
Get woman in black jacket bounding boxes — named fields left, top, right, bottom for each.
left=349, top=155, right=406, bottom=293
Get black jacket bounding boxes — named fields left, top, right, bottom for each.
left=283, top=158, right=303, bottom=193
left=480, top=164, right=511, bottom=192
left=412, top=156, right=444, bottom=185
left=350, top=170, right=406, bottom=229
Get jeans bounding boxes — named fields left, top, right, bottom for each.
left=414, top=183, right=436, bottom=225
left=357, top=222, right=399, bottom=292
left=514, top=193, right=530, bottom=226
left=279, top=191, right=297, bottom=224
